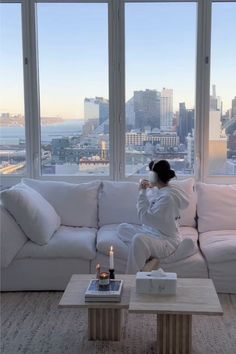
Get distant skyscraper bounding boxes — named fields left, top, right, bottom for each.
left=84, top=97, right=109, bottom=125
left=232, top=96, right=236, bottom=118
left=210, top=85, right=221, bottom=112
left=133, top=89, right=160, bottom=130
left=126, top=97, right=135, bottom=129
left=160, top=88, right=173, bottom=131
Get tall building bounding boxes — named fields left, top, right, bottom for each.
left=133, top=89, right=160, bottom=131
left=160, top=88, right=173, bottom=131
left=209, top=110, right=227, bottom=174
left=126, top=97, right=135, bottom=129
left=84, top=97, right=109, bottom=125
left=232, top=96, right=236, bottom=118
left=210, top=84, right=221, bottom=112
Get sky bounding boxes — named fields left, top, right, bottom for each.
left=0, top=2, right=235, bottom=119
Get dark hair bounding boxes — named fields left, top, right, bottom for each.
left=149, top=160, right=176, bottom=184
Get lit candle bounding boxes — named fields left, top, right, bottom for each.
left=96, top=263, right=100, bottom=279
left=109, top=245, right=114, bottom=270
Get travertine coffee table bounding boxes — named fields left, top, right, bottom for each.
left=129, top=278, right=223, bottom=354
left=58, top=274, right=135, bottom=341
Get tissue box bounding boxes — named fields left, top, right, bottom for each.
left=136, top=269, right=177, bottom=295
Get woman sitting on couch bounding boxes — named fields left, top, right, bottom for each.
left=118, top=160, right=195, bottom=274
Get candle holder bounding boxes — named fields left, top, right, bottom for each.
left=98, top=271, right=110, bottom=290
left=109, top=269, right=115, bottom=279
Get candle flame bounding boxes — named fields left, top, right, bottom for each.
left=110, top=245, right=113, bottom=252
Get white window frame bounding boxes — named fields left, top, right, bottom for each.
left=1, top=0, right=236, bottom=188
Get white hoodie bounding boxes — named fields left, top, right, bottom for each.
left=137, top=184, right=189, bottom=246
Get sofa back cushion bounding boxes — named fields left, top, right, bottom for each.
left=98, top=179, right=196, bottom=227
left=23, top=178, right=100, bottom=228
left=1, top=184, right=61, bottom=245
left=196, top=183, right=236, bottom=232
left=171, top=178, right=196, bottom=227
left=0, top=204, right=28, bottom=267
left=98, top=181, right=140, bottom=226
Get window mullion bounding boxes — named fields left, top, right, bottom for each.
left=195, top=0, right=211, bottom=182
left=22, top=0, right=41, bottom=179
left=109, top=0, right=125, bottom=180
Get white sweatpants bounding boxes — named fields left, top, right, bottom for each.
left=117, top=223, right=176, bottom=274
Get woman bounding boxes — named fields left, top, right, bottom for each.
left=118, top=160, right=194, bottom=274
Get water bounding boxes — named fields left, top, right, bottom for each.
left=0, top=120, right=83, bottom=145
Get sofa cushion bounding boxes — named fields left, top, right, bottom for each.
left=98, top=179, right=196, bottom=228
left=98, top=181, right=140, bottom=226
left=22, top=178, right=101, bottom=228
left=171, top=178, right=196, bottom=227
left=16, top=226, right=97, bottom=261
left=196, top=183, right=236, bottom=233
left=0, top=204, right=28, bottom=268
left=96, top=224, right=129, bottom=259
left=1, top=184, right=60, bottom=245
left=199, top=230, right=236, bottom=263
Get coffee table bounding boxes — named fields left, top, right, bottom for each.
left=58, top=274, right=135, bottom=341
left=129, top=278, right=223, bottom=354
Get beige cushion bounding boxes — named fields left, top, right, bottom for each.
left=196, top=183, right=236, bottom=233
left=1, top=184, right=60, bottom=245
left=23, top=178, right=101, bottom=228
left=199, top=230, right=236, bottom=263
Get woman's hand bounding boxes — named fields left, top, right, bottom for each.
left=139, top=179, right=150, bottom=190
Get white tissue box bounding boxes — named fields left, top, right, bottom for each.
left=136, top=269, right=177, bottom=295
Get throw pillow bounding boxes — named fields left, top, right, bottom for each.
left=1, top=183, right=61, bottom=245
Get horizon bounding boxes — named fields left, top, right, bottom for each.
left=1, top=2, right=235, bottom=118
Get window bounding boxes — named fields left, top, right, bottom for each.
left=0, top=0, right=235, bottom=186
left=0, top=3, right=26, bottom=177
left=125, top=2, right=197, bottom=177
left=209, top=1, right=236, bottom=176
left=37, top=3, right=109, bottom=176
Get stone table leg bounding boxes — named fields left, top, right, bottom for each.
left=157, top=314, right=192, bottom=354
left=88, top=308, right=124, bottom=341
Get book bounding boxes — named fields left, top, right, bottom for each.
left=85, top=279, right=123, bottom=302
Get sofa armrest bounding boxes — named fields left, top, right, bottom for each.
left=0, top=204, right=28, bottom=268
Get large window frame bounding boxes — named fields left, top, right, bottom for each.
left=1, top=0, right=236, bottom=188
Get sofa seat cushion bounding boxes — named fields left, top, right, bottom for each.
left=96, top=224, right=129, bottom=259
left=23, top=179, right=101, bottom=228
left=16, top=226, right=97, bottom=261
left=199, top=230, right=236, bottom=263
left=196, top=183, right=236, bottom=233
left=179, top=226, right=199, bottom=245
left=161, top=252, right=208, bottom=278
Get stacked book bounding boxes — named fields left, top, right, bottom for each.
left=85, top=279, right=123, bottom=302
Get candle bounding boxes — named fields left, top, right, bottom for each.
left=99, top=272, right=110, bottom=286
left=96, top=263, right=100, bottom=279
left=109, top=245, right=114, bottom=270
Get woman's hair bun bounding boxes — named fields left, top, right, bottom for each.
left=148, top=159, right=176, bottom=183
left=169, top=169, right=176, bottom=179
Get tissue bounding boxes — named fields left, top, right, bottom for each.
left=136, top=268, right=177, bottom=295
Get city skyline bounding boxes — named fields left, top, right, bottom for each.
left=0, top=2, right=236, bottom=118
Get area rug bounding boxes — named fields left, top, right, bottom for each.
left=1, top=292, right=236, bottom=354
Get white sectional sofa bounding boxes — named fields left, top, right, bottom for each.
left=1, top=178, right=236, bottom=293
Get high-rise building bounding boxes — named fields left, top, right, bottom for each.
left=160, top=88, right=173, bottom=131
left=210, top=84, right=221, bottom=112
left=232, top=96, right=236, bottom=118
left=84, top=97, right=109, bottom=125
left=133, top=89, right=160, bottom=131
left=126, top=97, right=135, bottom=129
